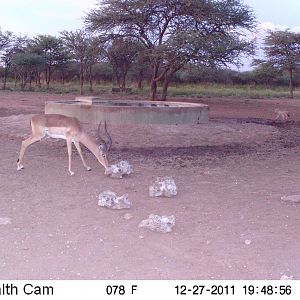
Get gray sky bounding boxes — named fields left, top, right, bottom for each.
left=241, top=0, right=300, bottom=69
left=0, top=0, right=299, bottom=70
left=244, top=0, right=300, bottom=31
left=0, top=0, right=95, bottom=35
left=1, top=0, right=299, bottom=35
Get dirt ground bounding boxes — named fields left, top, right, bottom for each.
left=0, top=90, right=300, bottom=280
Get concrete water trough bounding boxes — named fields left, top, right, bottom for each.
left=45, top=97, right=209, bottom=125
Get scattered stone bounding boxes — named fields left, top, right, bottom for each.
left=244, top=239, right=252, bottom=245
left=149, top=176, right=177, bottom=198
left=280, top=274, right=294, bottom=280
left=139, top=214, right=175, bottom=233
left=106, top=160, right=133, bottom=178
left=0, top=217, right=11, bottom=225
left=281, top=195, right=300, bottom=203
left=98, top=191, right=132, bottom=209
left=123, top=213, right=133, bottom=220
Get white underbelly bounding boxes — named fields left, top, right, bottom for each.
left=45, top=130, right=66, bottom=140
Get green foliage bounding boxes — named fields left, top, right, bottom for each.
left=253, top=30, right=300, bottom=98
left=106, top=37, right=142, bottom=89
left=0, top=28, right=13, bottom=50
left=11, top=52, right=45, bottom=89
left=263, top=30, right=300, bottom=71
left=28, top=35, right=66, bottom=88
left=60, top=30, right=103, bottom=94
left=85, top=0, right=257, bottom=100
left=164, top=83, right=300, bottom=99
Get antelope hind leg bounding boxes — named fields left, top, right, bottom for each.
left=17, top=135, right=42, bottom=170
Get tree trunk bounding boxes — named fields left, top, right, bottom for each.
left=89, top=65, right=93, bottom=93
left=79, top=62, right=84, bottom=95
left=161, top=69, right=178, bottom=101
left=29, top=76, right=32, bottom=89
left=2, top=68, right=8, bottom=90
left=61, top=72, right=65, bottom=85
left=36, top=73, right=42, bottom=88
left=14, top=73, right=18, bottom=89
left=115, top=73, right=121, bottom=89
left=121, top=70, right=127, bottom=91
left=289, top=69, right=293, bottom=99
left=137, top=69, right=143, bottom=89
left=137, top=77, right=142, bottom=90
left=151, top=80, right=157, bottom=101
left=161, top=75, right=170, bottom=101
left=150, top=63, right=160, bottom=101
left=2, top=78, right=6, bottom=90
left=46, top=65, right=50, bottom=89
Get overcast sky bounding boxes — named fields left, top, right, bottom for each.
left=1, top=0, right=299, bottom=36
left=0, top=0, right=299, bottom=70
left=244, top=0, right=300, bottom=32
left=0, top=0, right=95, bottom=35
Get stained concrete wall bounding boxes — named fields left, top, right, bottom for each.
left=45, top=98, right=209, bottom=125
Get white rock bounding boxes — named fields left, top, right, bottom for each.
left=149, top=176, right=177, bottom=198
left=98, top=191, right=132, bottom=209
left=0, top=217, right=11, bottom=225
left=123, top=213, right=133, bottom=220
left=280, top=274, right=294, bottom=280
left=106, top=160, right=133, bottom=178
left=281, top=195, right=300, bottom=203
left=139, top=214, right=175, bottom=233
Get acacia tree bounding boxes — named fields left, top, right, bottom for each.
left=255, top=30, right=300, bottom=98
left=2, top=35, right=30, bottom=89
left=0, top=28, right=13, bottom=51
left=132, top=48, right=151, bottom=89
left=11, top=52, right=45, bottom=90
left=106, top=37, right=141, bottom=90
left=60, top=30, right=101, bottom=94
left=29, top=35, right=64, bottom=89
left=0, top=30, right=14, bottom=89
left=86, top=36, right=103, bottom=92
left=85, top=0, right=256, bottom=100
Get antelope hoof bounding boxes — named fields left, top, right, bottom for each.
left=17, top=164, right=24, bottom=171
left=69, top=171, right=75, bottom=176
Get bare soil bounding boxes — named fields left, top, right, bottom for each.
left=0, top=90, right=300, bottom=280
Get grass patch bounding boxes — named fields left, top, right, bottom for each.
left=2, top=81, right=299, bottom=99
left=165, top=84, right=300, bottom=99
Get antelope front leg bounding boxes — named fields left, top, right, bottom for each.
left=66, top=138, right=75, bottom=176
left=73, top=141, right=91, bottom=171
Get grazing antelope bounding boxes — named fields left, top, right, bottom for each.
left=17, top=114, right=112, bottom=176
left=274, top=108, right=290, bottom=121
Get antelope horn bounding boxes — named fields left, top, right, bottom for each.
left=97, top=121, right=112, bottom=151
left=97, top=122, right=107, bottom=150
left=104, top=120, right=112, bottom=151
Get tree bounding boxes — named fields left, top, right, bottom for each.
left=29, top=35, right=64, bottom=89
left=60, top=30, right=102, bottom=94
left=85, top=0, right=256, bottom=100
left=106, top=37, right=141, bottom=90
left=1, top=34, right=29, bottom=89
left=0, top=28, right=13, bottom=51
left=11, top=52, right=45, bottom=90
left=251, top=59, right=281, bottom=86
left=254, top=30, right=300, bottom=98
left=131, top=49, right=151, bottom=89
left=86, top=36, right=104, bottom=92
